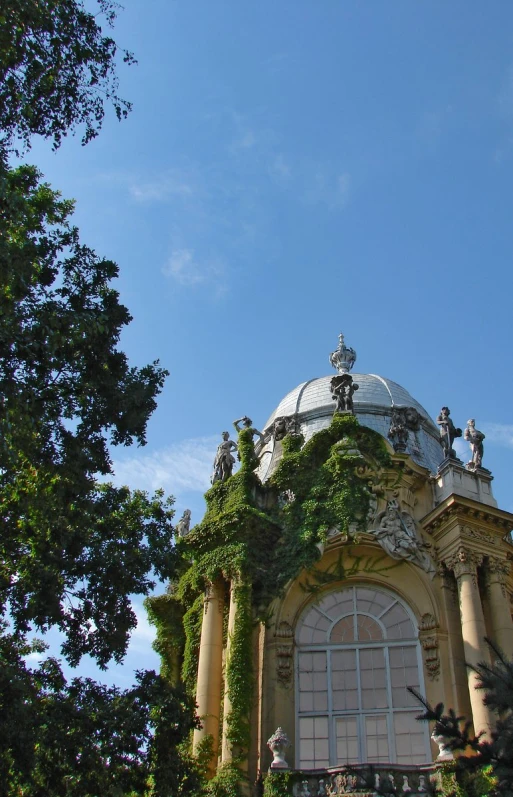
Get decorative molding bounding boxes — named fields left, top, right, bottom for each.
left=276, top=646, right=293, bottom=686
left=437, top=563, right=459, bottom=596
left=275, top=620, right=293, bottom=639
left=486, top=556, right=511, bottom=596
left=487, top=556, right=510, bottom=579
left=419, top=613, right=440, bottom=681
left=461, top=525, right=496, bottom=547
left=443, top=547, right=482, bottom=584
left=275, top=621, right=294, bottom=687
left=422, top=498, right=512, bottom=536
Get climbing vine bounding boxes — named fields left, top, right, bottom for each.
left=225, top=580, right=253, bottom=754
left=148, top=417, right=392, bottom=788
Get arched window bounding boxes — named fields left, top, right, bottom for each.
left=295, top=585, right=430, bottom=768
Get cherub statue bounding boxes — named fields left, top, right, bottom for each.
left=211, top=432, right=237, bottom=483
left=464, top=418, right=485, bottom=470
left=330, top=373, right=359, bottom=414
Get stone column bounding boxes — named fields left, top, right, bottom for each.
left=221, top=580, right=238, bottom=763
left=486, top=557, right=513, bottom=659
left=446, top=547, right=494, bottom=737
left=193, top=579, right=225, bottom=774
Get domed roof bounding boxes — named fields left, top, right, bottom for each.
left=264, top=373, right=433, bottom=428
left=257, top=370, right=444, bottom=481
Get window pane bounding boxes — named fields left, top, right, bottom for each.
left=330, top=615, right=355, bottom=643
left=393, top=712, right=427, bottom=764
left=299, top=651, right=328, bottom=712
left=359, top=648, right=388, bottom=709
left=332, top=649, right=358, bottom=710
left=319, top=590, right=354, bottom=620
left=335, top=716, right=359, bottom=764
left=356, top=614, right=383, bottom=641
left=299, top=716, right=330, bottom=769
left=356, top=588, right=392, bottom=617
left=365, top=714, right=390, bottom=762
left=388, top=647, right=420, bottom=707
left=381, top=604, right=414, bottom=639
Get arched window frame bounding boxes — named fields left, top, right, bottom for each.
left=294, top=583, right=431, bottom=769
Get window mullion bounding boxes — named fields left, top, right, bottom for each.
left=383, top=645, right=397, bottom=763
left=327, top=648, right=335, bottom=766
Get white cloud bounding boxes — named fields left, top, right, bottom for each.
left=452, top=437, right=468, bottom=460
left=232, top=129, right=257, bottom=151
left=337, top=172, right=351, bottom=206
left=162, top=248, right=203, bottom=285
left=112, top=435, right=218, bottom=495
left=481, top=423, right=513, bottom=449
left=162, top=248, right=227, bottom=293
left=269, top=153, right=292, bottom=183
left=304, top=169, right=351, bottom=209
left=130, top=170, right=195, bottom=202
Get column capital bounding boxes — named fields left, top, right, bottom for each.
left=443, top=546, right=482, bottom=581
left=486, top=556, right=511, bottom=582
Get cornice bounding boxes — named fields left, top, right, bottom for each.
left=422, top=495, right=513, bottom=536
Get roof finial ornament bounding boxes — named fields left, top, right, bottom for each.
left=329, top=332, right=356, bottom=374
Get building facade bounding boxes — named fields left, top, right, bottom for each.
left=163, top=335, right=513, bottom=794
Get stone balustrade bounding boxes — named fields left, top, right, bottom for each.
left=265, top=763, right=438, bottom=797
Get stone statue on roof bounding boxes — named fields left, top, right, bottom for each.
left=464, top=418, right=485, bottom=470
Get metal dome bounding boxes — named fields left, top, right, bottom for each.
left=257, top=373, right=444, bottom=480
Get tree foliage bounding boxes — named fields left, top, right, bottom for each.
left=0, top=0, right=134, bottom=151
left=0, top=627, right=201, bottom=796
left=410, top=640, right=513, bottom=797
left=0, top=4, right=207, bottom=793
left=0, top=160, right=174, bottom=667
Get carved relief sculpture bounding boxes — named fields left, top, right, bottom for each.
left=419, top=613, right=441, bottom=680
left=464, top=418, right=485, bottom=470
left=211, top=431, right=238, bottom=484
left=387, top=406, right=421, bottom=453
left=436, top=407, right=462, bottom=459
left=272, top=415, right=298, bottom=441
left=373, top=500, right=436, bottom=577
left=275, top=620, right=294, bottom=686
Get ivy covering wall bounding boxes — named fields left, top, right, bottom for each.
left=147, top=414, right=391, bottom=794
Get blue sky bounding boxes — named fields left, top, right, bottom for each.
left=25, top=0, right=513, bottom=684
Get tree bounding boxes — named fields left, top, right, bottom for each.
left=0, top=160, right=178, bottom=666
left=0, top=6, right=205, bottom=793
left=0, top=627, right=201, bottom=796
left=0, top=0, right=135, bottom=151
left=409, top=640, right=513, bottom=797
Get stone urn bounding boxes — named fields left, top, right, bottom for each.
left=267, top=727, right=291, bottom=770
left=431, top=730, right=454, bottom=761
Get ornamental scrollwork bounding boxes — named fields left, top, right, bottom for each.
left=419, top=613, right=440, bottom=681
left=275, top=621, right=294, bottom=687
left=486, top=556, right=511, bottom=596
